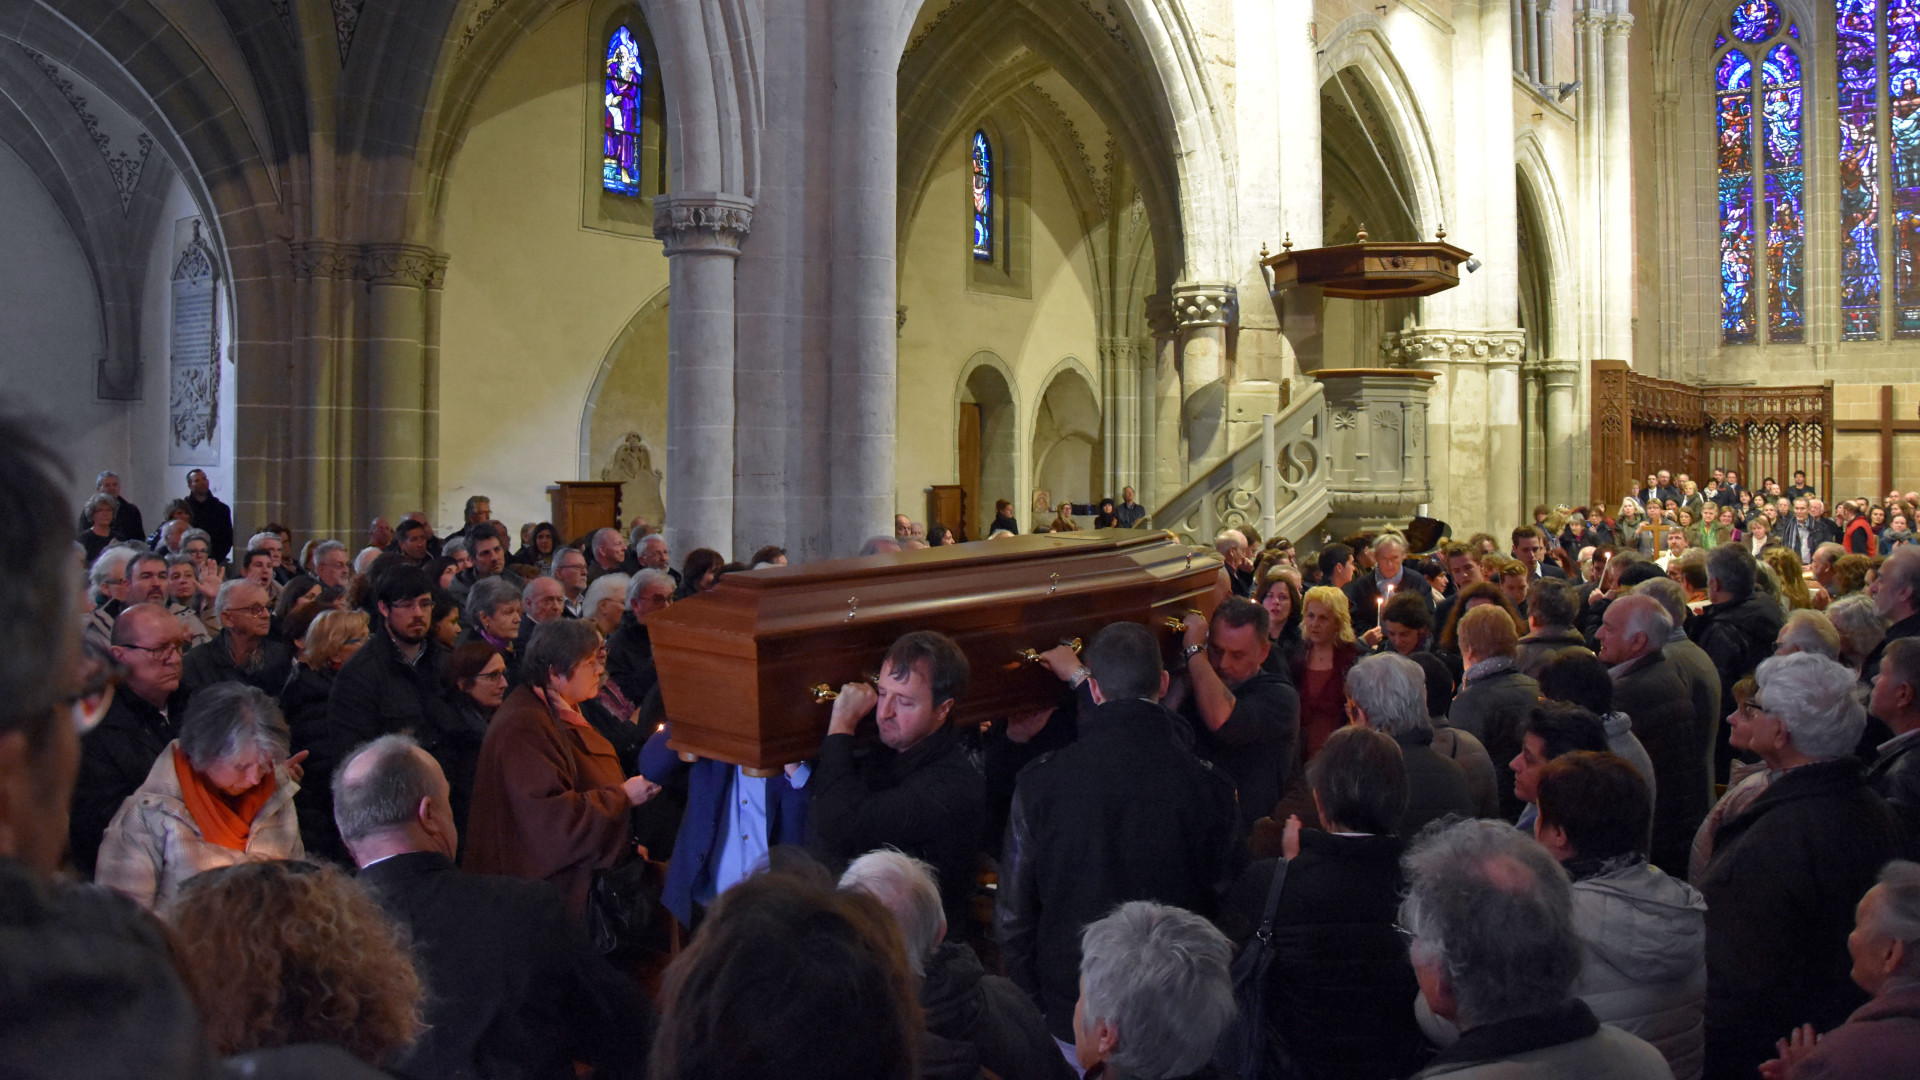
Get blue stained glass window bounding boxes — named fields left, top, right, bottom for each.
left=1762, top=44, right=1805, bottom=342
left=602, top=27, right=642, bottom=197
left=1838, top=0, right=1881, bottom=339
left=971, top=131, right=993, bottom=261
left=1893, top=0, right=1920, bottom=335
left=1729, top=0, right=1782, bottom=42
left=1718, top=49, right=1757, bottom=343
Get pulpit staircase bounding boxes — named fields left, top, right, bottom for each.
left=1145, top=380, right=1332, bottom=547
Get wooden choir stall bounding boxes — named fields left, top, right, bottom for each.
left=647, top=530, right=1226, bottom=770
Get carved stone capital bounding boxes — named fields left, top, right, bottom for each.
left=1380, top=328, right=1527, bottom=367
left=653, top=193, right=754, bottom=256
left=1143, top=294, right=1178, bottom=340
left=1603, top=13, right=1635, bottom=37
left=289, top=240, right=355, bottom=280
left=356, top=243, right=444, bottom=288
left=1171, top=284, right=1238, bottom=330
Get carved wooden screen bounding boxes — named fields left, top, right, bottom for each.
left=1589, top=359, right=1832, bottom=508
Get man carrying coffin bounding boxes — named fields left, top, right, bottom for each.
left=810, top=630, right=987, bottom=939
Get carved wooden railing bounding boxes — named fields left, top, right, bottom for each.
left=1146, top=380, right=1331, bottom=546
left=1590, top=360, right=1833, bottom=509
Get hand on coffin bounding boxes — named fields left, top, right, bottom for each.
left=1005, top=707, right=1056, bottom=745
left=1182, top=613, right=1210, bottom=650
left=1036, top=645, right=1083, bottom=682
left=827, top=681, right=878, bottom=736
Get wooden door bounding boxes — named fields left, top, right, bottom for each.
left=958, top=402, right=982, bottom=541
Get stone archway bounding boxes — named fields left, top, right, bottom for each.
left=1031, top=362, right=1103, bottom=522
left=960, top=355, right=1020, bottom=539
left=581, top=287, right=672, bottom=530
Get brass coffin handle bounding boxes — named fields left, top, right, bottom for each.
left=810, top=684, right=840, bottom=703
left=1019, top=638, right=1084, bottom=664
left=1162, top=609, right=1205, bottom=632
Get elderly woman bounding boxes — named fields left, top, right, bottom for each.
left=464, top=619, right=660, bottom=921
left=1070, top=902, right=1236, bottom=1080
left=1775, top=608, right=1842, bottom=661
left=1228, top=725, right=1431, bottom=1080
left=1294, top=585, right=1361, bottom=761
left=457, top=575, right=523, bottom=684
left=1828, top=593, right=1889, bottom=670
left=1688, top=677, right=1770, bottom=883
left=1698, top=653, right=1904, bottom=1080
left=1450, top=603, right=1543, bottom=820
left=168, top=860, right=422, bottom=1066
left=94, top=682, right=303, bottom=909
left=78, top=492, right=117, bottom=564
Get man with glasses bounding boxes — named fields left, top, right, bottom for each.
left=312, top=539, right=351, bottom=591
left=68, top=605, right=186, bottom=875
left=320, top=567, right=451, bottom=818
left=606, top=569, right=674, bottom=716
left=552, top=548, right=589, bottom=618
left=179, top=580, right=290, bottom=703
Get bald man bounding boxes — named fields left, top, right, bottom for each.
left=69, top=605, right=186, bottom=875
left=1597, top=592, right=1707, bottom=878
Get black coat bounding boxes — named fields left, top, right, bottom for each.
left=180, top=631, right=293, bottom=705
left=810, top=725, right=985, bottom=939
left=1393, top=728, right=1479, bottom=837
left=318, top=631, right=450, bottom=845
left=1700, top=758, right=1903, bottom=1080
left=280, top=665, right=349, bottom=864
left=1689, top=591, right=1783, bottom=772
left=1179, top=669, right=1300, bottom=828
left=1612, top=650, right=1711, bottom=879
left=1449, top=666, right=1541, bottom=820
left=1868, top=731, right=1920, bottom=857
left=185, top=492, right=233, bottom=562
left=69, top=690, right=176, bottom=876
left=921, top=942, right=1076, bottom=1080
left=605, top=612, right=658, bottom=709
left=1345, top=570, right=1434, bottom=637
left=1863, top=611, right=1920, bottom=684
left=418, top=692, right=493, bottom=845
left=996, top=698, right=1241, bottom=1039
left=357, top=851, right=651, bottom=1080
left=1218, top=834, right=1430, bottom=1080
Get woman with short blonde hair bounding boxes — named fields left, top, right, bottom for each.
left=301, top=608, right=370, bottom=672
left=1301, top=585, right=1356, bottom=644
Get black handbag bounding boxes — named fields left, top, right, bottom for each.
left=1214, top=857, right=1292, bottom=1080
left=585, top=855, right=653, bottom=960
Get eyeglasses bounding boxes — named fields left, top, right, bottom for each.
left=228, top=604, right=271, bottom=618
left=474, top=670, right=509, bottom=683
left=119, top=642, right=183, bottom=661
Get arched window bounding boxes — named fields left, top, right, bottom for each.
left=1714, top=1, right=1802, bottom=344
left=971, top=130, right=993, bottom=261
left=603, top=26, right=643, bottom=197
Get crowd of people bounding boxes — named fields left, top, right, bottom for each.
left=6, top=432, right=1920, bottom=1080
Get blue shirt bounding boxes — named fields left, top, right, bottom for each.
left=697, top=763, right=811, bottom=906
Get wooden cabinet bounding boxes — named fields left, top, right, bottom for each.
left=546, top=481, right=624, bottom=544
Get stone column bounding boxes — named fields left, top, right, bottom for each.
left=1100, top=336, right=1140, bottom=499
left=1522, top=360, right=1545, bottom=511
left=1383, top=329, right=1526, bottom=533
left=655, top=193, right=753, bottom=562
left=1146, top=294, right=1182, bottom=505
left=356, top=243, right=441, bottom=520
left=422, top=254, right=449, bottom=519
left=1487, top=348, right=1525, bottom=530
left=1601, top=7, right=1635, bottom=365
left=1539, top=358, right=1582, bottom=506
left=1535, top=0, right=1554, bottom=85
left=288, top=240, right=357, bottom=534
left=1173, top=284, right=1238, bottom=477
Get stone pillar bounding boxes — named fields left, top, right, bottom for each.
left=1539, top=358, right=1582, bottom=506
left=1173, top=284, right=1237, bottom=477
left=1522, top=361, right=1545, bottom=511
left=356, top=243, right=442, bottom=520
left=1488, top=349, right=1524, bottom=529
left=654, top=193, right=753, bottom=561
left=288, top=240, right=357, bottom=534
left=1146, top=294, right=1182, bottom=505
left=1535, top=0, right=1554, bottom=85
left=1100, top=336, right=1140, bottom=500
left=1382, top=328, right=1527, bottom=533
left=827, top=0, right=899, bottom=555
left=422, top=254, right=449, bottom=518
left=1601, top=7, right=1635, bottom=366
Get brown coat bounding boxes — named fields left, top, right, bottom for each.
left=461, top=685, right=631, bottom=920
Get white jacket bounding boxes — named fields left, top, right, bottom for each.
left=1570, top=860, right=1706, bottom=1080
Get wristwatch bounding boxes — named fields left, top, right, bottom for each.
left=1182, top=642, right=1206, bottom=667
left=1069, top=665, right=1092, bottom=689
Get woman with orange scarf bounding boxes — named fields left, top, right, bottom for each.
left=95, top=682, right=304, bottom=909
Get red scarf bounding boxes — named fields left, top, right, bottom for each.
left=173, top=746, right=276, bottom=851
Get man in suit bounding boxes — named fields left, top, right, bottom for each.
left=335, top=734, right=651, bottom=1079
left=1347, top=533, right=1434, bottom=637
left=1512, top=525, right=1568, bottom=579
left=1596, top=593, right=1709, bottom=879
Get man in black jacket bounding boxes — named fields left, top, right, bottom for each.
left=1866, top=544, right=1920, bottom=682
left=1346, top=533, right=1433, bottom=638
left=606, top=569, right=675, bottom=711
left=335, top=734, right=650, bottom=1080
left=181, top=469, right=232, bottom=563
left=1690, top=544, right=1783, bottom=779
left=313, top=567, right=449, bottom=862
left=1597, top=593, right=1709, bottom=878
left=1868, top=637, right=1920, bottom=853
left=810, top=630, right=985, bottom=940
left=996, top=621, right=1241, bottom=1041
left=69, top=604, right=184, bottom=875
left=1168, top=597, right=1301, bottom=828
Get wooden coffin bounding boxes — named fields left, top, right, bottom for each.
left=646, top=529, right=1225, bottom=769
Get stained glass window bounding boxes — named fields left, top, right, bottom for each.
left=1729, top=0, right=1781, bottom=42
left=971, top=131, right=993, bottom=261
left=1839, top=0, right=1881, bottom=339
left=1762, top=44, right=1805, bottom=342
left=1894, top=0, right=1920, bottom=334
left=602, top=27, right=642, bottom=197
left=1717, top=48, right=1757, bottom=343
